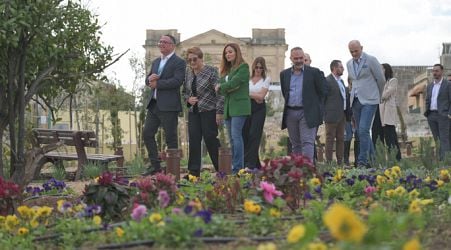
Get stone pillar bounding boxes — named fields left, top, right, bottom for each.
left=218, top=147, right=232, bottom=175
left=166, top=148, right=180, bottom=181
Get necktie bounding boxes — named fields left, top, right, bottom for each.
left=354, top=59, right=359, bottom=76
left=192, top=74, right=198, bottom=113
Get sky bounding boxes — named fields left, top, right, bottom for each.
left=86, top=0, right=451, bottom=91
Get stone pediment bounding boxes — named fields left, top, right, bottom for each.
left=181, top=29, right=246, bottom=46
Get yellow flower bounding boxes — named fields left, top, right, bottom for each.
left=176, top=192, right=185, bottom=205
left=269, top=208, right=281, bottom=218
left=244, top=200, right=261, bottom=214
left=5, top=215, right=19, bottom=230
left=333, top=169, right=343, bottom=182
left=149, top=213, right=163, bottom=223
left=157, top=221, right=165, bottom=227
left=394, top=186, right=406, bottom=196
left=436, top=180, right=444, bottom=187
left=37, top=206, right=53, bottom=217
left=424, top=176, right=431, bottom=183
left=376, top=175, right=387, bottom=185
left=257, top=242, right=277, bottom=250
left=307, top=242, right=328, bottom=250
left=391, top=166, right=401, bottom=175
left=403, top=238, right=421, bottom=250
left=419, top=199, right=434, bottom=205
left=408, top=189, right=420, bottom=200
left=191, top=198, right=203, bottom=211
left=408, top=200, right=422, bottom=214
left=439, top=169, right=450, bottom=181
left=93, top=215, right=102, bottom=225
left=188, top=174, right=198, bottom=182
left=0, top=216, right=5, bottom=224
left=30, top=219, right=39, bottom=228
left=17, top=206, right=32, bottom=219
left=287, top=224, right=306, bottom=243
left=310, top=177, right=321, bottom=186
left=17, top=227, right=29, bottom=235
left=115, top=227, right=124, bottom=238
left=384, top=169, right=392, bottom=178
left=386, top=189, right=396, bottom=197
left=323, top=203, right=367, bottom=243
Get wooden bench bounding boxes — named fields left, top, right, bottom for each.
left=32, top=128, right=124, bottom=180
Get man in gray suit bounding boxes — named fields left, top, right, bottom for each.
left=424, top=64, right=451, bottom=160
left=143, top=34, right=186, bottom=175
left=324, top=60, right=349, bottom=165
left=347, top=40, right=385, bottom=168
left=280, top=47, right=326, bottom=161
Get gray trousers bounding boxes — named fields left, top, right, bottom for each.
left=427, top=111, right=450, bottom=160
left=286, top=109, right=317, bottom=161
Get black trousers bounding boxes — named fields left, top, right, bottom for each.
left=243, top=100, right=266, bottom=169
left=143, top=100, right=179, bottom=169
left=188, top=110, right=220, bottom=176
left=372, top=107, right=384, bottom=146
left=382, top=125, right=401, bottom=161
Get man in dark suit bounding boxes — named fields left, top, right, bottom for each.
left=324, top=60, right=349, bottom=165
left=424, top=63, right=451, bottom=160
left=143, top=34, right=186, bottom=175
left=280, top=47, right=326, bottom=161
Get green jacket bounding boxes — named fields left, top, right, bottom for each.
left=219, top=63, right=251, bottom=119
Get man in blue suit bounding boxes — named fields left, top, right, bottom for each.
left=280, top=47, right=326, bottom=162
left=346, top=40, right=385, bottom=168
left=143, top=34, right=186, bottom=175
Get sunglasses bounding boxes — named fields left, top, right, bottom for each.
left=255, top=66, right=264, bottom=70
left=188, top=57, right=198, bottom=63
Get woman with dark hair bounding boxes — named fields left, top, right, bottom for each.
left=379, top=63, right=401, bottom=161
left=243, top=57, right=270, bottom=169
left=183, top=47, right=224, bottom=177
left=216, top=43, right=250, bottom=174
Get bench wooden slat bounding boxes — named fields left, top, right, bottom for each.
left=32, top=128, right=124, bottom=180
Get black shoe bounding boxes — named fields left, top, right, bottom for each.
left=142, top=166, right=162, bottom=176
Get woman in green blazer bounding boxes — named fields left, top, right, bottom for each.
left=216, top=43, right=250, bottom=174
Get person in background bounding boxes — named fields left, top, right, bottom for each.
left=216, top=43, right=250, bottom=174
left=183, top=47, right=224, bottom=177
left=379, top=63, right=401, bottom=161
left=347, top=40, right=385, bottom=168
left=424, top=64, right=451, bottom=160
left=243, top=57, right=270, bottom=169
left=344, top=78, right=359, bottom=167
left=323, top=60, right=348, bottom=165
left=143, top=34, right=186, bottom=176
left=304, top=53, right=312, bottom=66
left=280, top=47, right=326, bottom=162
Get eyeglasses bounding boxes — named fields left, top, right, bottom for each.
left=158, top=40, right=174, bottom=45
left=187, top=57, right=198, bottom=63
left=255, top=66, right=264, bottom=70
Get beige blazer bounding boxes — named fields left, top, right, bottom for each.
left=379, top=78, right=398, bottom=126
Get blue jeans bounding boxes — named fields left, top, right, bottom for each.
left=352, top=99, right=377, bottom=165
left=225, top=116, right=247, bottom=174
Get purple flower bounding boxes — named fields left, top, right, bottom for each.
left=172, top=207, right=182, bottom=214
left=304, top=192, right=313, bottom=200
left=195, top=210, right=212, bottom=223
left=184, top=205, right=193, bottom=215
left=314, top=185, right=322, bottom=194
left=364, top=186, right=377, bottom=196
left=345, top=178, right=355, bottom=186
left=158, top=190, right=170, bottom=208
left=131, top=204, right=147, bottom=221
left=193, top=229, right=203, bottom=237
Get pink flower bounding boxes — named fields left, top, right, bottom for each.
left=131, top=204, right=147, bottom=221
left=260, top=181, right=283, bottom=204
left=158, top=190, right=170, bottom=208
left=364, top=186, right=377, bottom=196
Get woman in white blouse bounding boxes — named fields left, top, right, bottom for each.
left=379, top=63, right=401, bottom=161
left=243, top=57, right=270, bottom=169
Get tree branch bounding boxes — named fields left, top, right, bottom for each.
left=25, top=65, right=56, bottom=103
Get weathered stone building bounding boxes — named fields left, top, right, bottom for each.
left=143, top=29, right=288, bottom=82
